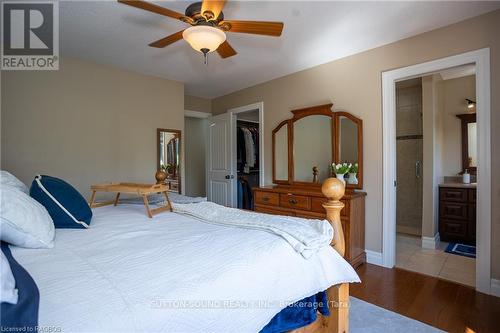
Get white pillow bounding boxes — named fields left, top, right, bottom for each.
left=0, top=170, right=29, bottom=194
left=1, top=250, right=18, bottom=304
left=0, top=185, right=55, bottom=248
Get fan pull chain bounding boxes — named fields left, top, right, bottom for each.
left=201, top=48, right=209, bottom=65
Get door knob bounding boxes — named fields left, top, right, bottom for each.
left=225, top=175, right=234, bottom=179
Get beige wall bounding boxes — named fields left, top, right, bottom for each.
left=185, top=95, right=212, bottom=113
left=422, top=74, right=444, bottom=239
left=1, top=57, right=184, bottom=198
left=184, top=116, right=207, bottom=197
left=212, top=10, right=500, bottom=279
left=440, top=75, right=476, bottom=176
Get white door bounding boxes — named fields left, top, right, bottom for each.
left=206, top=113, right=235, bottom=206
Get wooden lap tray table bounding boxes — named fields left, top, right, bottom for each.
left=89, top=183, right=172, bottom=218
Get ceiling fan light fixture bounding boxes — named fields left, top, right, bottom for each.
left=182, top=25, right=226, bottom=54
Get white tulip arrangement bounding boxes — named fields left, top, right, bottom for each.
left=332, top=162, right=352, bottom=175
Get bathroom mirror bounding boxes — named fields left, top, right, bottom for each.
left=335, top=112, right=363, bottom=187
left=272, top=121, right=289, bottom=183
left=293, top=115, right=333, bottom=183
left=271, top=103, right=364, bottom=189
left=456, top=114, right=477, bottom=174
left=157, top=128, right=181, bottom=193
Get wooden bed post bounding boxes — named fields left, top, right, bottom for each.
left=322, top=178, right=349, bottom=333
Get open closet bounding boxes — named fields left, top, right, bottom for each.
left=236, top=111, right=260, bottom=210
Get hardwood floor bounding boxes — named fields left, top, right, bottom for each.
left=351, top=264, right=500, bottom=333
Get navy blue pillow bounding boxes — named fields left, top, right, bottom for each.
left=30, top=175, right=92, bottom=229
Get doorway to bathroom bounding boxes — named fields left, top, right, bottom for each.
left=394, top=67, right=478, bottom=288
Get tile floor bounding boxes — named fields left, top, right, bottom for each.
left=396, top=233, right=475, bottom=287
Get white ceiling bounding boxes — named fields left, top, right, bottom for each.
left=60, top=1, right=500, bottom=98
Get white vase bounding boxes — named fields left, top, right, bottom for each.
left=336, top=173, right=346, bottom=185
left=347, top=172, right=358, bottom=185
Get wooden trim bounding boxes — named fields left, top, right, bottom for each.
left=157, top=128, right=182, bottom=194
left=456, top=113, right=477, bottom=174
left=272, top=119, right=291, bottom=184
left=290, top=103, right=334, bottom=121
left=334, top=111, right=364, bottom=189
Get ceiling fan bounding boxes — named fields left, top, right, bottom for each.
left=118, top=0, right=284, bottom=63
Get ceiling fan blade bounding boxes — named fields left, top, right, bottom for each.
left=217, top=40, right=237, bottom=58
left=201, top=0, right=226, bottom=21
left=149, top=30, right=185, bottom=48
left=219, top=20, right=284, bottom=36
left=118, top=0, right=185, bottom=20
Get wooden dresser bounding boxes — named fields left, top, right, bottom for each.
left=254, top=186, right=367, bottom=268
left=439, top=185, right=476, bottom=245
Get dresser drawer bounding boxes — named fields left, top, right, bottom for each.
left=254, top=191, right=280, bottom=206
left=311, top=197, right=348, bottom=217
left=440, top=202, right=468, bottom=220
left=440, top=188, right=468, bottom=202
left=440, top=219, right=467, bottom=238
left=255, top=205, right=294, bottom=216
left=280, top=193, right=310, bottom=210
left=295, top=210, right=325, bottom=219
left=311, top=197, right=327, bottom=213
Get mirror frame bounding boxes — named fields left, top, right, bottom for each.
left=271, top=103, right=364, bottom=190
left=157, top=128, right=182, bottom=194
left=456, top=113, right=477, bottom=175
left=334, top=112, right=363, bottom=189
left=272, top=119, right=292, bottom=184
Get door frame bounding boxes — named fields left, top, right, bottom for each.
left=381, top=48, right=491, bottom=294
left=228, top=102, right=265, bottom=206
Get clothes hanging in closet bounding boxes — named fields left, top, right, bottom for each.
left=237, top=177, right=253, bottom=210
left=236, top=124, right=259, bottom=174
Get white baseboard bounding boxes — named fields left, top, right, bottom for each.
left=491, top=279, right=500, bottom=297
left=421, top=233, right=440, bottom=249
left=366, top=250, right=383, bottom=266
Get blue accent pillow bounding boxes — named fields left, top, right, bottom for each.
left=29, top=175, right=92, bottom=229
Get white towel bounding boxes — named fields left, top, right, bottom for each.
left=173, top=201, right=334, bottom=258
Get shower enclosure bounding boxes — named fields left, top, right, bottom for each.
left=396, top=79, right=423, bottom=236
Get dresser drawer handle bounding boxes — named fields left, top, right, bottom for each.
left=289, top=199, right=298, bottom=204
left=262, top=197, right=270, bottom=202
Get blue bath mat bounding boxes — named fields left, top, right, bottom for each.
left=445, top=243, right=476, bottom=258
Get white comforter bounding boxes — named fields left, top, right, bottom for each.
left=173, top=202, right=333, bottom=258
left=11, top=204, right=360, bottom=333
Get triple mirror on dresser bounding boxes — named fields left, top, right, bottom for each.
left=257, top=103, right=366, bottom=268
left=272, top=103, right=363, bottom=189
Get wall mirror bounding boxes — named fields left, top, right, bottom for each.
left=335, top=112, right=363, bottom=186
left=272, top=121, right=289, bottom=183
left=157, top=128, right=181, bottom=193
left=293, top=115, right=333, bottom=183
left=272, top=103, right=363, bottom=189
left=456, top=114, right=477, bottom=174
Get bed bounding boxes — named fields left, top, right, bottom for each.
left=5, top=178, right=358, bottom=333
